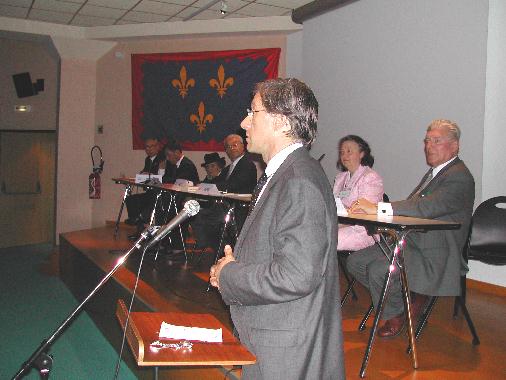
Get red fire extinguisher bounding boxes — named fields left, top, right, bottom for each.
left=89, top=145, right=104, bottom=199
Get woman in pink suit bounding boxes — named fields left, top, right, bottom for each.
left=333, top=135, right=384, bottom=251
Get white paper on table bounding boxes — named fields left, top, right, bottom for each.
left=335, top=197, right=348, bottom=216
left=135, top=173, right=162, bottom=184
left=174, top=179, right=193, bottom=186
left=159, top=322, right=223, bottom=343
left=196, top=183, right=220, bottom=195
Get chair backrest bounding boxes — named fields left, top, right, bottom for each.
left=467, top=196, right=506, bottom=265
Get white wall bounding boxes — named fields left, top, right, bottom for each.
left=469, top=0, right=506, bottom=287
left=286, top=30, right=303, bottom=79
left=302, top=0, right=487, bottom=203
left=296, top=0, right=506, bottom=287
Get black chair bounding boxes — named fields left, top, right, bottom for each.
left=453, top=195, right=506, bottom=319
left=405, top=196, right=506, bottom=350
left=464, top=196, right=506, bottom=265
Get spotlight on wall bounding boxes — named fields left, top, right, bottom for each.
left=220, top=0, right=228, bottom=15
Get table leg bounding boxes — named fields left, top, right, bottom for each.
left=173, top=197, right=189, bottom=263
left=207, top=203, right=235, bottom=291
left=397, top=240, right=418, bottom=369
left=359, top=231, right=418, bottom=378
left=151, top=191, right=166, bottom=261
left=114, top=184, right=131, bottom=239
left=359, top=242, right=397, bottom=378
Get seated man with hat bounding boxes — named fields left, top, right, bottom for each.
left=201, top=152, right=226, bottom=184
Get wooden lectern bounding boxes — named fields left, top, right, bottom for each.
left=115, top=300, right=255, bottom=379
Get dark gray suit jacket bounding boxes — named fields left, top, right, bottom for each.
left=216, top=154, right=257, bottom=194
left=219, top=147, right=345, bottom=379
left=393, top=157, right=475, bottom=296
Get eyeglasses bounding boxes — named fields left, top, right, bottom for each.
left=246, top=108, right=266, bottom=117
left=224, top=142, right=243, bottom=150
left=423, top=136, right=453, bottom=145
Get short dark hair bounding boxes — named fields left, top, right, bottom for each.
left=337, top=135, right=375, bottom=171
left=255, top=78, right=318, bottom=147
left=164, top=140, right=182, bottom=153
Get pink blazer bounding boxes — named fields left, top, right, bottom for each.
left=333, top=165, right=384, bottom=251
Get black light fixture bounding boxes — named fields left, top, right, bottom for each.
left=12, top=72, right=44, bottom=98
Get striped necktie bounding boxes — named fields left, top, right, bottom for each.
left=248, top=173, right=268, bottom=215
left=413, top=168, right=433, bottom=196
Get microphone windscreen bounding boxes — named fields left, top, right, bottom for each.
left=184, top=199, right=200, bottom=217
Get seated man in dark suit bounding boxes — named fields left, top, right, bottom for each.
left=128, top=141, right=199, bottom=242
left=146, top=141, right=200, bottom=248
left=347, top=119, right=475, bottom=338
left=191, top=134, right=258, bottom=251
left=125, top=137, right=164, bottom=225
left=162, top=141, right=199, bottom=185
left=215, top=134, right=258, bottom=194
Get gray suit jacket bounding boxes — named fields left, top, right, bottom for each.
left=219, top=147, right=345, bottom=380
left=392, top=157, right=475, bottom=296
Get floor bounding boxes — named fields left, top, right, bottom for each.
left=58, top=224, right=506, bottom=379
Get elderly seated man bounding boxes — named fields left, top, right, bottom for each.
left=347, top=119, right=475, bottom=338
left=191, top=134, right=257, bottom=251
left=125, top=137, right=164, bottom=226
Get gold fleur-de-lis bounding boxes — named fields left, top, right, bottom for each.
left=172, top=66, right=195, bottom=99
left=209, top=64, right=234, bottom=98
left=190, top=102, right=214, bottom=133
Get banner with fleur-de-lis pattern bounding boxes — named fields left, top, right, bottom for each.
left=132, top=48, right=280, bottom=151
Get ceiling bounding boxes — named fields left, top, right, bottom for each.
left=0, top=0, right=313, bottom=27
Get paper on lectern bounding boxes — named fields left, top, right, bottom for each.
left=159, top=322, right=223, bottom=343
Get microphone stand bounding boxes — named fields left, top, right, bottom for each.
left=12, top=225, right=160, bottom=380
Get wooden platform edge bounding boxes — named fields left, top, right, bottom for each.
left=467, top=278, right=506, bottom=297
left=116, top=299, right=145, bottom=364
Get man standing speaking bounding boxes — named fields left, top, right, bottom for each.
left=210, top=78, right=345, bottom=379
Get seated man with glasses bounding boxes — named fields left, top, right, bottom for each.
left=215, top=134, right=257, bottom=194
left=191, top=133, right=257, bottom=251
left=124, top=137, right=164, bottom=226
left=346, top=119, right=475, bottom=338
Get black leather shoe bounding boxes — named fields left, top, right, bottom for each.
left=377, top=314, right=406, bottom=338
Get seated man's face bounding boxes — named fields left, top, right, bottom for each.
left=144, top=139, right=160, bottom=158
left=166, top=149, right=181, bottom=165
left=205, top=162, right=221, bottom=178
left=224, top=136, right=245, bottom=161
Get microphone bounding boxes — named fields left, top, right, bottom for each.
left=144, top=200, right=200, bottom=250
left=317, top=153, right=325, bottom=162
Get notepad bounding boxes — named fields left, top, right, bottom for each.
left=159, top=322, right=222, bottom=343
left=335, top=197, right=348, bottom=216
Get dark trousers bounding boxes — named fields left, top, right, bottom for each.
left=125, top=191, right=156, bottom=221
left=191, top=202, right=248, bottom=251
left=346, top=244, right=404, bottom=320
